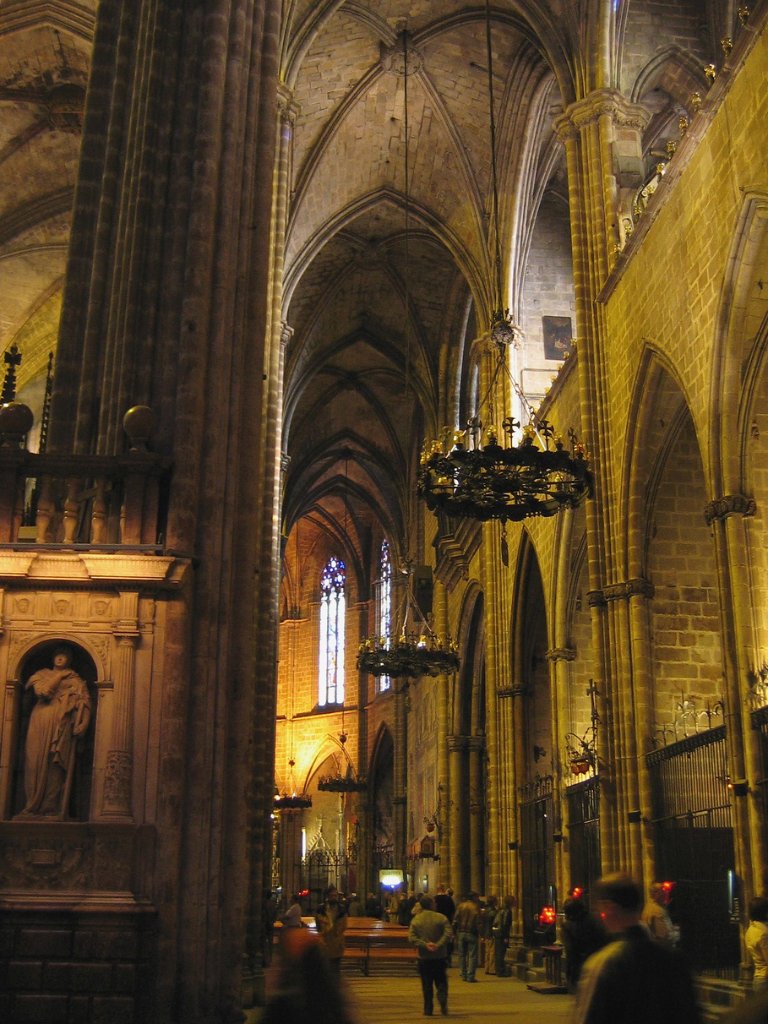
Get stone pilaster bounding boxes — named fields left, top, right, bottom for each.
left=101, top=591, right=140, bottom=819
left=466, top=735, right=485, bottom=893
left=708, top=495, right=765, bottom=895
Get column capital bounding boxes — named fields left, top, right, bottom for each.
left=546, top=647, right=576, bottom=663
left=497, top=683, right=528, bottom=698
left=603, top=577, right=655, bottom=602
left=280, top=321, right=294, bottom=348
left=554, top=89, right=651, bottom=141
left=277, top=84, right=300, bottom=125
left=447, top=734, right=469, bottom=752
left=113, top=628, right=139, bottom=645
left=589, top=578, right=654, bottom=604
left=704, top=493, right=757, bottom=524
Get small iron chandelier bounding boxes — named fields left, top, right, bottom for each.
left=357, top=562, right=459, bottom=679
left=317, top=732, right=367, bottom=792
left=417, top=0, right=592, bottom=525
left=274, top=758, right=312, bottom=810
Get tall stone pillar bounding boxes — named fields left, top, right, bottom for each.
left=277, top=809, right=305, bottom=909
left=707, top=496, right=765, bottom=896
left=432, top=578, right=452, bottom=884
left=46, top=1, right=284, bottom=1019
left=467, top=736, right=485, bottom=892
left=447, top=734, right=468, bottom=895
left=555, top=91, right=650, bottom=876
left=547, top=645, right=576, bottom=902
left=393, top=682, right=409, bottom=878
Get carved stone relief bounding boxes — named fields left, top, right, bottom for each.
left=0, top=823, right=148, bottom=894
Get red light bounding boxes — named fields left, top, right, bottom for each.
left=539, top=905, right=557, bottom=925
left=571, top=887, right=583, bottom=899
left=661, top=881, right=674, bottom=892
left=298, top=889, right=310, bottom=897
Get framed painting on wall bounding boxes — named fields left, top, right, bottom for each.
left=542, top=316, right=573, bottom=360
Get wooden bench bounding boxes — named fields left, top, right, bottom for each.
left=341, top=924, right=415, bottom=975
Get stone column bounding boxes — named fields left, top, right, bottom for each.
left=546, top=645, right=576, bottom=903
left=277, top=809, right=305, bottom=910
left=101, top=591, right=140, bottom=818
left=467, top=735, right=485, bottom=892
left=555, top=91, right=650, bottom=877
left=707, top=495, right=764, bottom=896
left=626, top=579, right=657, bottom=882
left=46, top=2, right=284, bottom=1019
left=393, top=682, right=409, bottom=878
left=447, top=734, right=468, bottom=895
left=245, top=79, right=299, bottom=1000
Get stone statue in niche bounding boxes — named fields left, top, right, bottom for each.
left=17, top=645, right=92, bottom=819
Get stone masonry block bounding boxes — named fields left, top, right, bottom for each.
left=112, top=962, right=136, bottom=993
left=7, top=959, right=44, bottom=989
left=16, top=929, right=72, bottom=958
left=0, top=924, right=14, bottom=957
left=67, top=995, right=92, bottom=1024
left=43, top=961, right=73, bottom=990
left=14, top=994, right=69, bottom=1022
left=70, top=962, right=114, bottom=992
left=73, top=928, right=138, bottom=960
left=91, top=996, right=135, bottom=1024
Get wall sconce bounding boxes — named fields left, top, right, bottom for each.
left=731, top=779, right=749, bottom=797
left=627, top=810, right=642, bottom=824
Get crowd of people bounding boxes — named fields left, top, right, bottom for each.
left=260, top=878, right=768, bottom=1022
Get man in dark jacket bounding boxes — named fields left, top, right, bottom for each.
left=409, top=895, right=453, bottom=1016
left=453, top=891, right=481, bottom=982
left=574, top=874, right=701, bottom=1024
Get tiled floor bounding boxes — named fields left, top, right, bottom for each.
left=250, top=965, right=576, bottom=1023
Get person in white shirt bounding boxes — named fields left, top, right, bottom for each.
left=745, top=896, right=768, bottom=989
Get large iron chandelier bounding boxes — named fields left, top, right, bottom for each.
left=419, top=413, right=592, bottom=524
left=417, top=1, right=593, bottom=525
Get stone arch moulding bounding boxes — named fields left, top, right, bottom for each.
left=454, top=583, right=484, bottom=737
left=622, top=344, right=701, bottom=581
left=711, top=189, right=768, bottom=497
left=2, top=635, right=102, bottom=822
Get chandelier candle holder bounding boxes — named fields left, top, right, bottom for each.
left=274, top=758, right=312, bottom=810
left=358, top=558, right=460, bottom=679
left=358, top=629, right=459, bottom=679
left=317, top=732, right=367, bottom=792
left=418, top=411, right=592, bottom=523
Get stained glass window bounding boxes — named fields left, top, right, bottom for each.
left=319, top=556, right=346, bottom=706
left=378, top=540, right=392, bottom=692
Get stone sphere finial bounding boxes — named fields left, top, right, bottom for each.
left=0, top=401, right=33, bottom=447
left=123, top=405, right=156, bottom=451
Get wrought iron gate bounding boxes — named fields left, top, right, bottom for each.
left=647, top=725, right=739, bottom=973
left=519, top=776, right=555, bottom=945
left=298, top=849, right=357, bottom=910
left=566, top=777, right=600, bottom=902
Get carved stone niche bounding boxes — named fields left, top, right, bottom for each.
left=0, top=820, right=155, bottom=897
left=5, top=639, right=99, bottom=822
